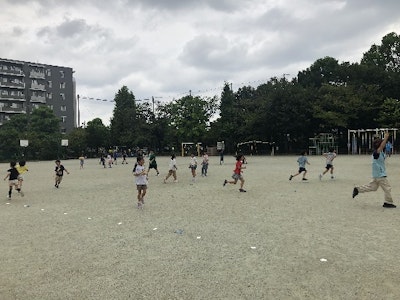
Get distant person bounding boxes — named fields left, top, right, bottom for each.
left=223, top=154, right=246, bottom=192
left=122, top=151, right=128, bottom=164
left=54, top=159, right=69, bottom=188
left=319, top=148, right=337, bottom=180
left=79, top=154, right=85, bottom=169
left=113, top=150, right=118, bottom=165
left=385, top=140, right=392, bottom=157
left=289, top=151, right=310, bottom=181
left=100, top=155, right=106, bottom=168
left=133, top=156, right=148, bottom=209
left=4, top=161, right=21, bottom=199
left=16, top=160, right=28, bottom=196
left=147, top=150, right=160, bottom=176
left=164, top=154, right=178, bottom=183
left=201, top=152, right=209, bottom=177
left=352, top=132, right=396, bottom=208
left=189, top=153, right=197, bottom=182
left=219, top=150, right=224, bottom=165
left=107, top=154, right=113, bottom=168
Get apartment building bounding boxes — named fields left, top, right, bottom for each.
left=0, top=58, right=76, bottom=133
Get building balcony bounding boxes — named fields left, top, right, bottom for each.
left=30, top=83, right=46, bottom=90
left=0, top=106, right=26, bottom=113
left=0, top=94, right=25, bottom=101
left=29, top=70, right=45, bottom=79
left=0, top=82, right=25, bottom=89
left=30, top=95, right=46, bottom=103
left=0, top=69, right=24, bottom=76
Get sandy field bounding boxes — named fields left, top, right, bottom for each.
left=1, top=154, right=400, bottom=300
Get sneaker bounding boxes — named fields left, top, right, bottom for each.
left=239, top=189, right=247, bottom=192
left=223, top=179, right=227, bottom=186
left=319, top=174, right=322, bottom=181
left=302, top=178, right=308, bottom=181
left=7, top=195, right=11, bottom=199
left=173, top=180, right=178, bottom=183
left=331, top=176, right=334, bottom=179
left=137, top=202, right=142, bottom=209
left=383, top=202, right=396, bottom=208
left=289, top=175, right=293, bottom=181
left=352, top=187, right=358, bottom=198
left=140, top=198, right=145, bottom=204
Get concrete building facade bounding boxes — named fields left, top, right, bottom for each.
left=0, top=58, right=76, bottom=133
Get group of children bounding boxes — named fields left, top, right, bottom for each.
left=3, top=160, right=28, bottom=199
left=289, top=131, right=396, bottom=208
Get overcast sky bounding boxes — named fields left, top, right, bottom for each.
left=1, top=0, right=399, bottom=126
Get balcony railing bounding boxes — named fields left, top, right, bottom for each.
left=0, top=106, right=26, bottom=113
left=30, top=83, right=46, bottom=90
left=0, top=94, right=25, bottom=100
left=0, top=81, right=25, bottom=89
left=29, top=70, right=45, bottom=79
left=0, top=68, right=24, bottom=76
left=30, top=95, right=46, bottom=103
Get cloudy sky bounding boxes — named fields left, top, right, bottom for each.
left=1, top=0, right=399, bottom=126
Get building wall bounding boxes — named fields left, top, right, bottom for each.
left=0, top=58, right=75, bottom=133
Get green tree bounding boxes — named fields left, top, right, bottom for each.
left=86, top=118, right=110, bottom=154
left=67, top=127, right=88, bottom=157
left=110, top=86, right=137, bottom=146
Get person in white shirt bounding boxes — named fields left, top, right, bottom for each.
left=133, top=156, right=148, bottom=209
left=189, top=153, right=198, bottom=182
left=164, top=154, right=178, bottom=183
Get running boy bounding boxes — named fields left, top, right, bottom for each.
left=319, top=148, right=337, bottom=180
left=133, top=156, right=148, bottom=209
left=223, top=154, right=246, bottom=192
left=16, top=160, right=28, bottom=196
left=352, top=132, right=396, bottom=208
left=289, top=151, right=310, bottom=181
left=164, top=154, right=178, bottom=183
left=148, top=150, right=160, bottom=176
left=54, top=160, right=70, bottom=188
left=4, top=161, right=22, bottom=199
left=189, top=153, right=197, bottom=182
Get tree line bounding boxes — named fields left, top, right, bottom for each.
left=0, top=32, right=399, bottom=160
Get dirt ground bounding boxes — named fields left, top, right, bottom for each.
left=1, top=154, right=400, bottom=300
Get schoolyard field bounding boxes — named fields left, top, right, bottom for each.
left=1, top=154, right=400, bottom=300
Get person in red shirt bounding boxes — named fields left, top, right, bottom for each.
left=223, top=154, right=246, bottom=192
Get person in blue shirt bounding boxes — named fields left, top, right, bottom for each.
left=289, top=151, right=310, bottom=181
left=352, top=132, right=396, bottom=208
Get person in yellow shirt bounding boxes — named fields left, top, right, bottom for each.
left=16, top=160, right=28, bottom=197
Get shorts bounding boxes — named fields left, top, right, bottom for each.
left=8, top=179, right=18, bottom=186
left=231, top=173, right=243, bottom=180
left=325, top=164, right=333, bottom=170
left=189, top=165, right=197, bottom=169
left=298, top=167, right=306, bottom=173
left=55, top=175, right=63, bottom=182
left=17, top=175, right=24, bottom=181
left=137, top=184, right=147, bottom=191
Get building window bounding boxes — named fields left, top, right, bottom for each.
left=46, top=69, right=51, bottom=76
left=48, top=81, right=52, bottom=88
left=48, top=105, right=53, bottom=110
left=60, top=93, right=65, bottom=100
left=60, top=82, right=66, bottom=89
left=60, top=70, right=65, bottom=78
left=61, top=116, right=67, bottom=123
left=61, top=105, right=67, bottom=111
left=47, top=92, right=52, bottom=99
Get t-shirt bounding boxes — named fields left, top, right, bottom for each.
left=134, top=164, right=148, bottom=185
left=7, top=168, right=19, bottom=180
left=16, top=165, right=28, bottom=175
left=55, top=165, right=65, bottom=176
left=297, top=156, right=308, bottom=168
left=169, top=158, right=177, bottom=171
left=233, top=160, right=243, bottom=175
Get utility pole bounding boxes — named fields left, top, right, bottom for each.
left=151, top=96, right=162, bottom=114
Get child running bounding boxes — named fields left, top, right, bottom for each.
left=164, top=154, right=178, bottom=183
left=16, top=160, right=28, bottom=196
left=201, top=152, right=209, bottom=177
left=147, top=150, right=160, bottom=176
left=133, top=156, right=148, bottom=209
left=289, top=151, right=310, bottom=181
left=352, top=132, right=396, bottom=208
left=189, top=153, right=197, bottom=182
left=4, top=161, right=22, bottom=199
left=54, top=159, right=70, bottom=188
left=319, top=148, right=337, bottom=180
left=223, top=154, right=246, bottom=192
